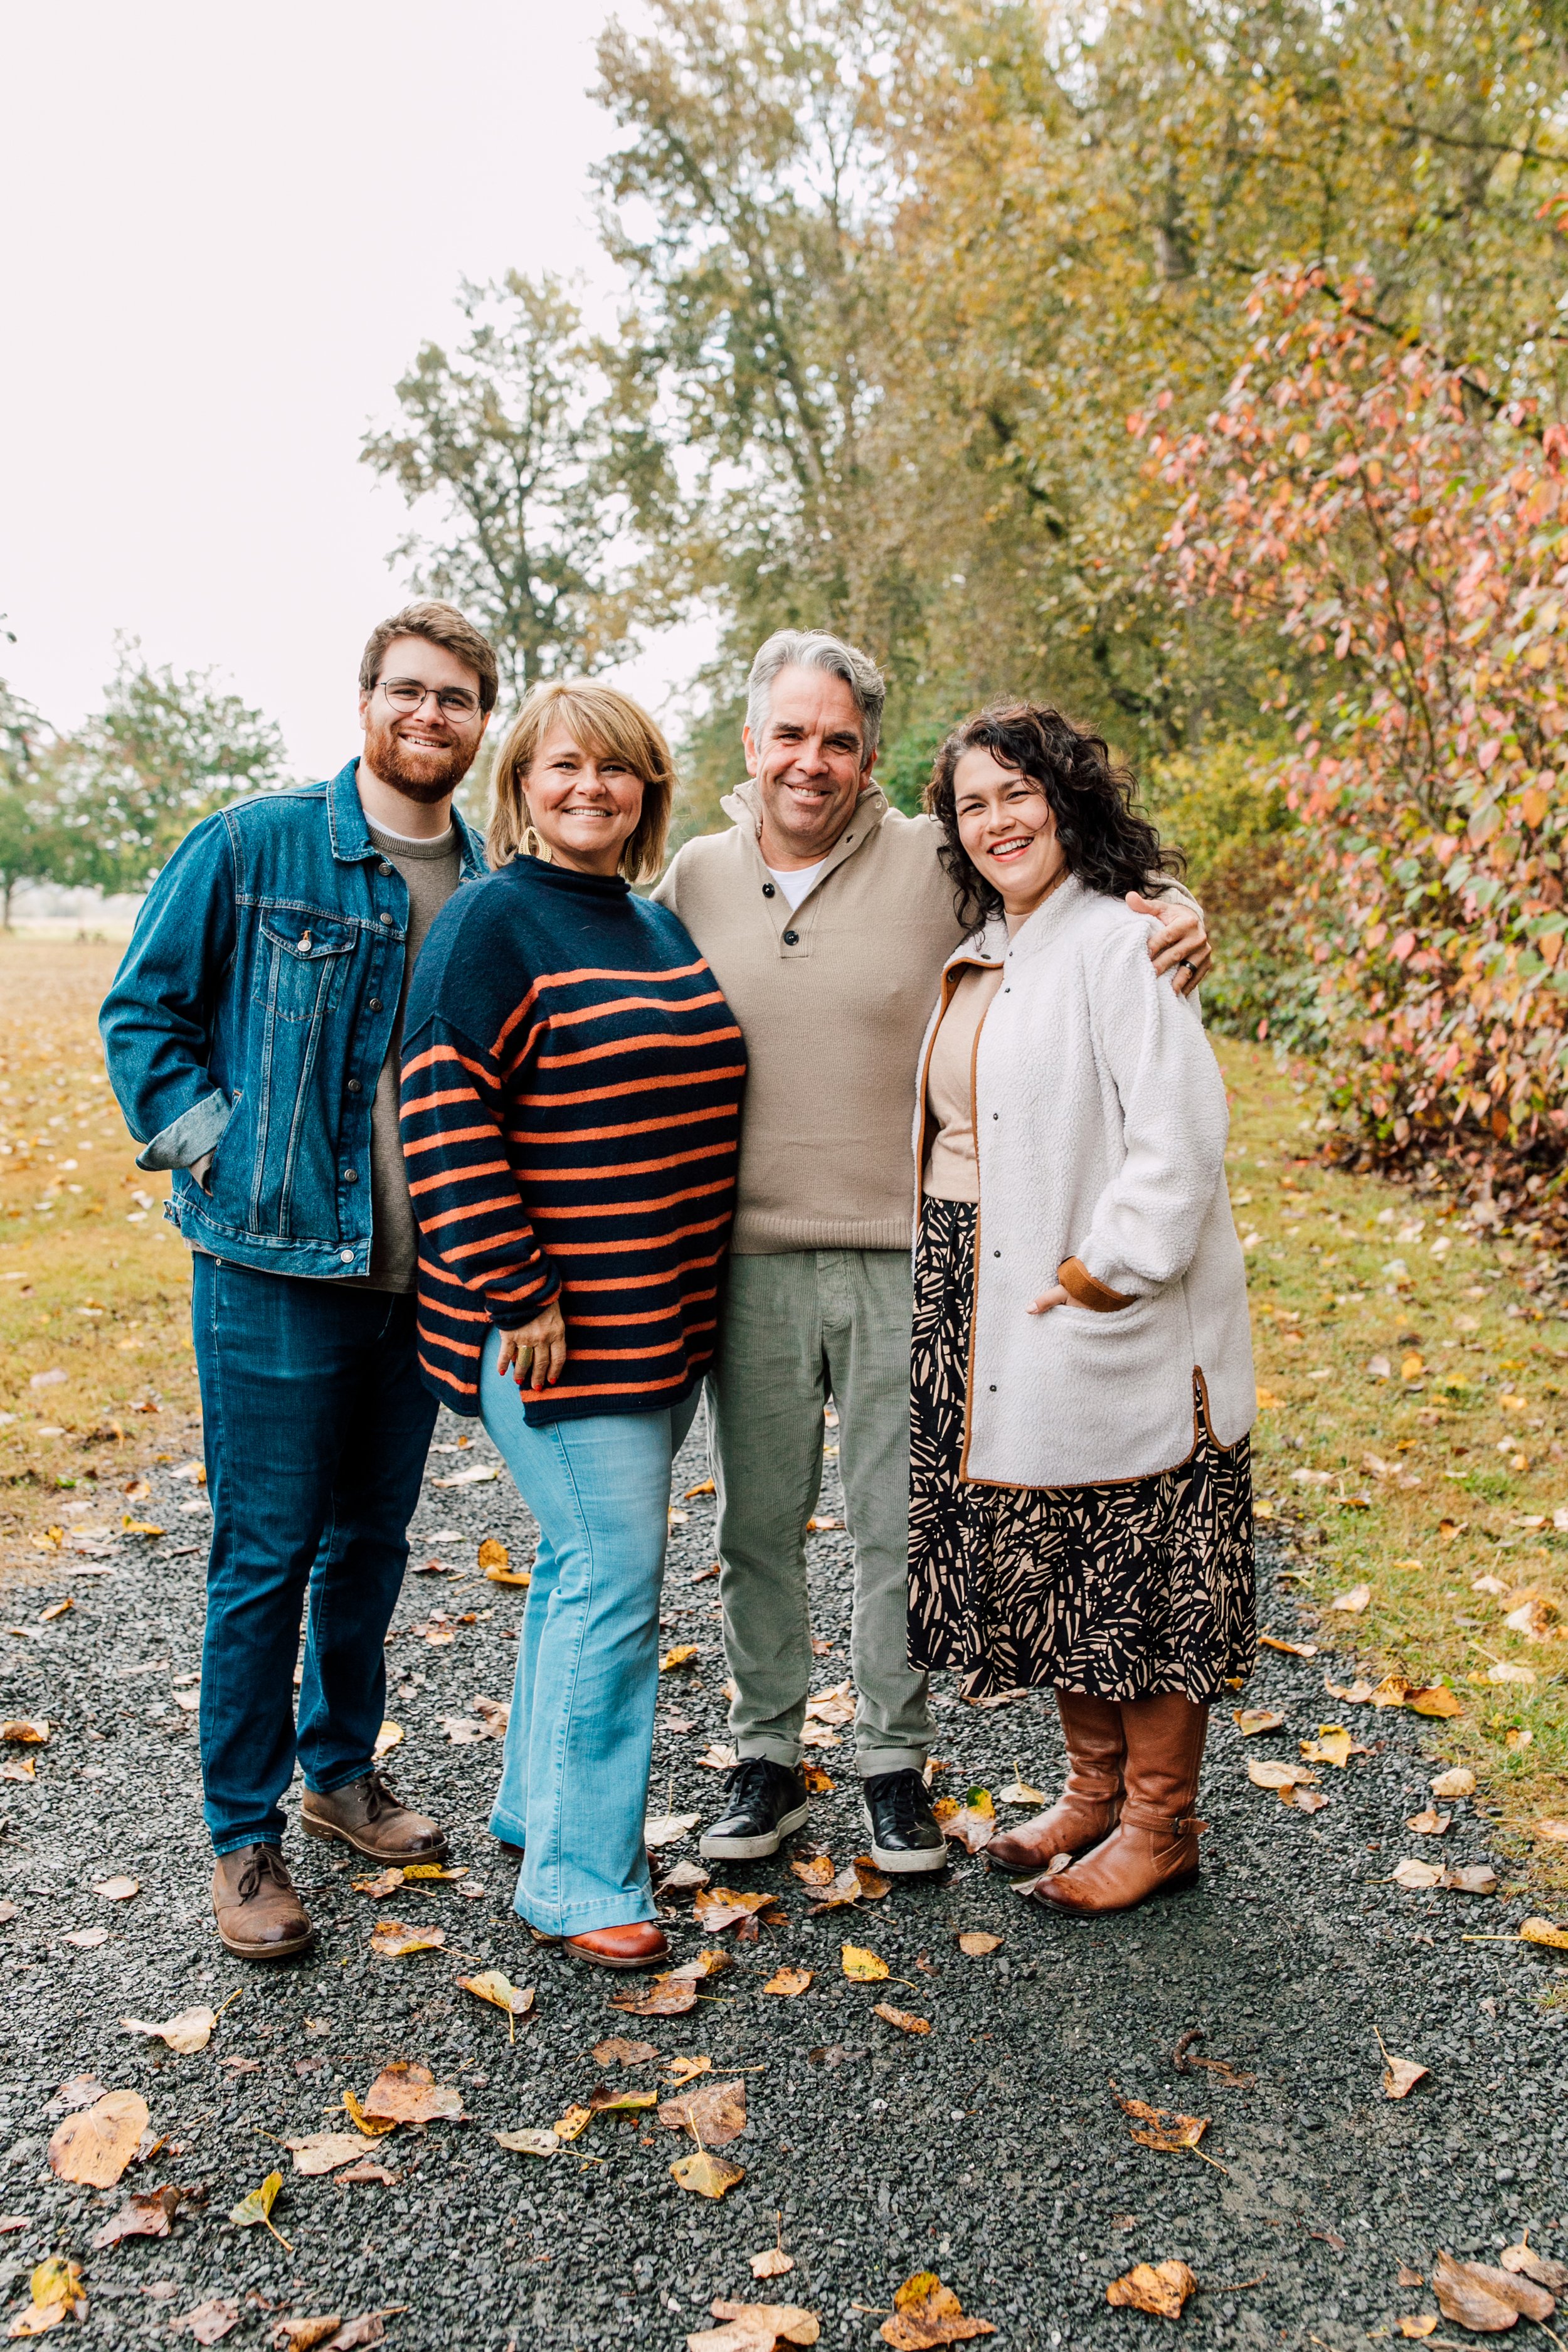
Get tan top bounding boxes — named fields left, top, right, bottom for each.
left=922, top=961, right=1004, bottom=1203
left=653, top=781, right=967, bottom=1253
left=351, top=818, right=463, bottom=1293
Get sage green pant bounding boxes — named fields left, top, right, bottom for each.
left=707, top=1248, right=933, bottom=1777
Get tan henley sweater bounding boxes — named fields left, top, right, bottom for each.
left=652, top=782, right=966, bottom=1253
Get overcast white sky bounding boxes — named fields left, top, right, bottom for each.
left=0, top=0, right=712, bottom=778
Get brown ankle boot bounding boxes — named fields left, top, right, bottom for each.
left=300, top=1773, right=448, bottom=1862
left=211, top=1845, right=312, bottom=1959
left=986, top=1691, right=1126, bottom=1872
left=1034, top=1694, right=1208, bottom=1915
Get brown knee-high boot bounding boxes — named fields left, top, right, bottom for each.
left=1032, top=1693, right=1207, bottom=1914
left=985, top=1691, right=1126, bottom=1873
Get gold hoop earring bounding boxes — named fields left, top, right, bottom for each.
left=521, top=812, right=551, bottom=864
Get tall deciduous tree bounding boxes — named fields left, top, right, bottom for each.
left=50, top=647, right=287, bottom=891
left=0, top=672, right=65, bottom=928
left=361, top=273, right=670, bottom=706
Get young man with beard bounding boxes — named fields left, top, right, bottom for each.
left=101, top=603, right=495, bottom=1958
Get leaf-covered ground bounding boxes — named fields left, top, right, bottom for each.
left=2, top=1419, right=1566, bottom=2349
left=1, top=938, right=1567, bottom=2349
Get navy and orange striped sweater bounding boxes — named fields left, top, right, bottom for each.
left=400, top=857, right=746, bottom=1421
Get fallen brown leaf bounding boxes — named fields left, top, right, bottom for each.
left=492, top=2129, right=558, bottom=2158
left=1, top=1720, right=49, bottom=1745
left=871, top=2004, right=931, bottom=2036
left=1435, top=2250, right=1555, bottom=2328
left=658, top=2077, right=746, bottom=2147
left=270, top=2317, right=341, bottom=2351
left=172, top=2301, right=241, bottom=2344
left=645, top=1812, right=701, bottom=1850
left=360, top=2062, right=464, bottom=2126
left=1112, top=2089, right=1209, bottom=2154
left=610, top=1981, right=699, bottom=2018
left=1500, top=2239, right=1568, bottom=2293
left=1105, top=2260, right=1198, bottom=2319
left=956, top=1932, right=1003, bottom=1957
left=456, top=1971, right=534, bottom=2021
left=1520, top=1917, right=1568, bottom=1950
left=1381, top=2052, right=1429, bottom=2100
left=663, top=2056, right=712, bottom=2087
left=47, top=2089, right=148, bottom=2187
left=1232, top=1708, right=1285, bottom=1736
left=1399, top=2317, right=1439, bottom=2338
left=594, top=2037, right=658, bottom=2066
left=90, top=2185, right=181, bottom=2248
left=790, top=1855, right=835, bottom=1888
left=367, top=1919, right=445, bottom=1958
left=92, top=1876, right=139, bottom=1901
left=586, top=2082, right=659, bottom=2116
left=750, top=2250, right=796, bottom=2281
left=335, top=2161, right=398, bottom=2186
left=121, top=2007, right=217, bottom=2055
left=1406, top=1808, right=1452, bottom=1836
left=689, top=2301, right=820, bottom=2351
left=880, top=2270, right=997, bottom=2348
left=284, top=2134, right=371, bottom=2177
left=763, top=1967, right=814, bottom=1998
left=1430, top=1767, right=1475, bottom=1798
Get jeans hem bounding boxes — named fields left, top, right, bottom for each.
left=211, top=1831, right=285, bottom=1858
left=302, top=1764, right=376, bottom=1798
left=516, top=1894, right=658, bottom=1936
left=489, top=1808, right=528, bottom=1846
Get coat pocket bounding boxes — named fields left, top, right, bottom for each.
left=252, top=911, right=358, bottom=1025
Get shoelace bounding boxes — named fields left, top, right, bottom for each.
left=721, top=1756, right=776, bottom=1811
left=236, top=1848, right=292, bottom=1904
left=363, top=1774, right=397, bottom=1821
left=874, top=1771, right=927, bottom=1837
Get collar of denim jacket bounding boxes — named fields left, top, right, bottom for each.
left=327, top=758, right=487, bottom=882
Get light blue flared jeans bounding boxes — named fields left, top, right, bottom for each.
left=480, top=1328, right=699, bottom=1936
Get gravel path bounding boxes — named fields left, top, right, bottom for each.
left=1, top=1410, right=1565, bottom=2351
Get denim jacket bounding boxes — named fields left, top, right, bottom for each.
left=99, top=759, right=487, bottom=1280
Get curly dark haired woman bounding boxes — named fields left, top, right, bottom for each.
left=908, top=703, right=1257, bottom=1915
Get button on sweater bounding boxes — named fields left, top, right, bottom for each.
left=400, top=856, right=746, bottom=1421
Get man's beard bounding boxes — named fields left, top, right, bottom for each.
left=362, top=713, right=479, bottom=805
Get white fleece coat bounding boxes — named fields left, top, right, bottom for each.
left=913, top=877, right=1256, bottom=1488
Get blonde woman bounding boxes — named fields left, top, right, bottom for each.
left=401, top=684, right=746, bottom=1968
left=908, top=702, right=1256, bottom=1915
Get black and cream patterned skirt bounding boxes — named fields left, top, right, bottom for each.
left=908, top=1196, right=1256, bottom=1703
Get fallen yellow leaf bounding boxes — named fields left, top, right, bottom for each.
left=840, top=1944, right=889, bottom=1981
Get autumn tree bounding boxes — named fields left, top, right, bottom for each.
left=49, top=648, right=288, bottom=891
left=1150, top=270, right=1568, bottom=1167
left=362, top=273, right=674, bottom=707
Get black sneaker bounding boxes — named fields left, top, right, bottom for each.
left=861, top=1768, right=948, bottom=1874
left=699, top=1759, right=809, bottom=1861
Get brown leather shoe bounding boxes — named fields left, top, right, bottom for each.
left=986, top=1690, right=1126, bottom=1872
left=1034, top=1695, right=1209, bottom=1915
left=211, top=1845, right=312, bottom=1959
left=299, top=1773, right=448, bottom=1863
left=563, top=1922, right=669, bottom=1971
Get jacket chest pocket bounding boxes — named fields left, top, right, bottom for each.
left=253, top=912, right=358, bottom=1024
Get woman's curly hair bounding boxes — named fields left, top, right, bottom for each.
left=923, top=702, right=1182, bottom=931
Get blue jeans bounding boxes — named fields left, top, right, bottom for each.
left=191, top=1255, right=438, bottom=1854
left=481, top=1328, right=699, bottom=1936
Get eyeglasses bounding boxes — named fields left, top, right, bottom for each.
left=377, top=677, right=482, bottom=719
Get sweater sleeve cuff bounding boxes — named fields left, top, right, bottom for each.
left=1057, top=1256, right=1136, bottom=1312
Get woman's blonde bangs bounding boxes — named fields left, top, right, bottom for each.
left=487, top=682, right=676, bottom=884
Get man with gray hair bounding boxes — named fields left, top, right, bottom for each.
left=654, top=630, right=1209, bottom=1871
